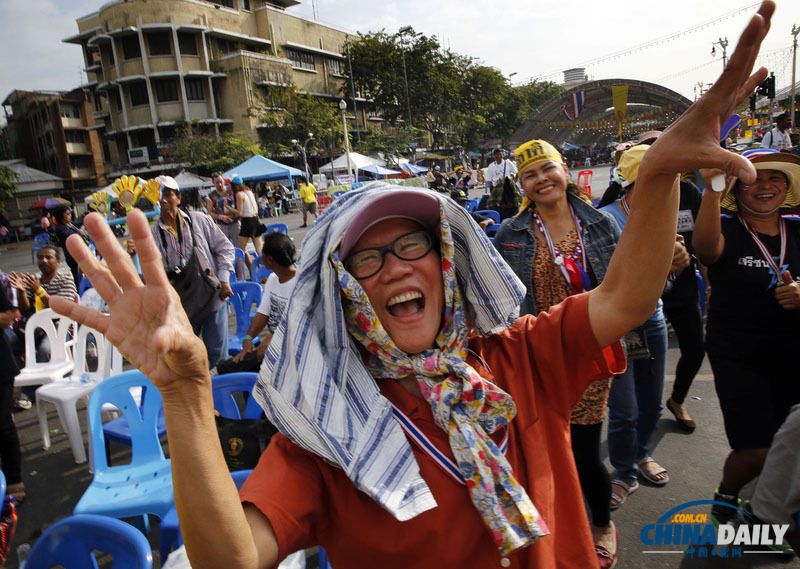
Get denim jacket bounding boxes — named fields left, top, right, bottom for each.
left=493, top=192, right=621, bottom=316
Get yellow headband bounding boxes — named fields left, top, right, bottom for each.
left=514, top=139, right=563, bottom=174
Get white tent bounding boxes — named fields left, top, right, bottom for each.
left=174, top=170, right=213, bottom=190
left=318, top=152, right=385, bottom=173
left=83, top=182, right=118, bottom=204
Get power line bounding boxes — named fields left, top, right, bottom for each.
left=521, top=2, right=761, bottom=84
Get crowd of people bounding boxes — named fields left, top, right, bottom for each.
left=1, top=2, right=800, bottom=567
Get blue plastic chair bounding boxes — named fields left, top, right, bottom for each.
left=264, top=223, right=289, bottom=235
left=227, top=282, right=262, bottom=356
left=78, top=275, right=93, bottom=296
left=31, top=233, right=50, bottom=263
left=0, top=469, right=6, bottom=505
left=211, top=372, right=264, bottom=420
left=75, top=370, right=173, bottom=534
left=231, top=248, right=248, bottom=283
left=465, top=199, right=478, bottom=212
left=475, top=210, right=501, bottom=224
left=250, top=257, right=272, bottom=284
left=27, top=514, right=153, bottom=569
left=484, top=223, right=500, bottom=237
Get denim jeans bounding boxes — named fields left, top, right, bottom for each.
left=607, top=317, right=668, bottom=482
left=193, top=303, right=229, bottom=369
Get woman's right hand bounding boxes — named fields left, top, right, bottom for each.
left=49, top=209, right=210, bottom=394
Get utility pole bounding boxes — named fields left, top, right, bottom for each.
left=344, top=37, right=361, bottom=143
left=792, top=25, right=799, bottom=126
left=711, top=37, right=729, bottom=69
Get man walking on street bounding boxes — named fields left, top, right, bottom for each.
left=299, top=177, right=317, bottom=228
left=206, top=173, right=240, bottom=243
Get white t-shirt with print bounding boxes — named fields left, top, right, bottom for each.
left=256, top=272, right=296, bottom=333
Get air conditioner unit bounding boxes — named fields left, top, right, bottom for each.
left=128, top=146, right=149, bottom=165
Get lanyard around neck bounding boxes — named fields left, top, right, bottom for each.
left=738, top=215, right=787, bottom=286
left=390, top=403, right=509, bottom=486
left=531, top=204, right=588, bottom=285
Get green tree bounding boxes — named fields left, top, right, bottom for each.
left=0, top=166, right=17, bottom=207
left=514, top=80, right=564, bottom=115
left=248, top=85, right=342, bottom=156
left=355, top=126, right=426, bottom=157
left=171, top=127, right=261, bottom=176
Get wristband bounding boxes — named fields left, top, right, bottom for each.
left=35, top=287, right=46, bottom=298
left=243, top=336, right=253, bottom=343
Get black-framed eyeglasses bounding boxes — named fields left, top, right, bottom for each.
left=344, top=230, right=434, bottom=279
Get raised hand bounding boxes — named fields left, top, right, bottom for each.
left=49, top=209, right=210, bottom=392
left=643, top=1, right=774, bottom=185
left=775, top=270, right=800, bottom=310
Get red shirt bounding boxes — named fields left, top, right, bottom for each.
left=240, top=293, right=625, bottom=569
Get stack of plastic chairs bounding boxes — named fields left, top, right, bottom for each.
left=576, top=170, right=593, bottom=193
left=35, top=323, right=110, bottom=464
left=227, top=282, right=262, bottom=356
left=26, top=514, right=153, bottom=569
left=74, top=370, right=173, bottom=534
left=14, top=309, right=75, bottom=389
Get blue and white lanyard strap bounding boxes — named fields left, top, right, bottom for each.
left=531, top=205, right=587, bottom=283
left=738, top=215, right=787, bottom=286
left=621, top=195, right=678, bottom=282
left=390, top=403, right=509, bottom=486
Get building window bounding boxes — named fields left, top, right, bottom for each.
left=121, top=35, right=141, bottom=60
left=148, top=32, right=172, bottom=56
left=214, top=0, right=234, bottom=7
left=129, top=82, right=149, bottom=106
left=177, top=32, right=198, bottom=55
left=286, top=48, right=315, bottom=71
left=327, top=58, right=345, bottom=76
left=65, top=130, right=86, bottom=143
left=60, top=103, right=81, bottom=119
left=94, top=93, right=103, bottom=112
left=184, top=78, right=205, bottom=101
left=105, top=44, right=115, bottom=65
left=242, top=0, right=251, bottom=10
left=112, top=90, right=122, bottom=112
left=154, top=79, right=179, bottom=103
left=217, top=38, right=238, bottom=54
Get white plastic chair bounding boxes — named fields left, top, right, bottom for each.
left=36, top=324, right=110, bottom=464
left=14, top=308, right=75, bottom=388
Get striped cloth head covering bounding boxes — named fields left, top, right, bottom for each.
left=253, top=183, right=526, bottom=522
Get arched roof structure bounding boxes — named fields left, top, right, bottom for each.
left=509, top=79, right=693, bottom=148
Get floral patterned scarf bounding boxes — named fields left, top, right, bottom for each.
left=330, top=206, right=549, bottom=554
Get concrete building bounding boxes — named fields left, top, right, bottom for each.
left=63, top=0, right=371, bottom=177
left=1, top=89, right=106, bottom=194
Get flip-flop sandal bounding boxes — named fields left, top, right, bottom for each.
left=610, top=479, right=639, bottom=510
left=638, top=457, right=669, bottom=486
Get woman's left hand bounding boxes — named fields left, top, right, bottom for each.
left=775, top=270, right=800, bottom=310
left=670, top=235, right=691, bottom=274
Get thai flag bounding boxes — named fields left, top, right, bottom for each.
left=561, top=91, right=585, bottom=121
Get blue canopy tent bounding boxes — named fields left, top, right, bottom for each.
left=223, top=155, right=306, bottom=189
left=398, top=162, right=428, bottom=175
left=360, top=163, right=402, bottom=179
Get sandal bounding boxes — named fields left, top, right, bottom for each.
left=638, top=457, right=669, bottom=486
left=610, top=479, right=639, bottom=510
left=7, top=482, right=26, bottom=505
left=595, top=521, right=619, bottom=569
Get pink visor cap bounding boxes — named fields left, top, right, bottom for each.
left=339, top=190, right=442, bottom=259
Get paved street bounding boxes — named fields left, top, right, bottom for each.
left=0, top=176, right=797, bottom=568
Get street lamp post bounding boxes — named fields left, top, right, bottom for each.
left=339, top=99, right=354, bottom=179
left=291, top=133, right=314, bottom=178
left=711, top=37, right=729, bottom=69
left=398, top=25, right=413, bottom=126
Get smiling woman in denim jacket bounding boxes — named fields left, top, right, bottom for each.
left=493, top=139, right=622, bottom=568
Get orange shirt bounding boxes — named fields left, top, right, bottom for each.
left=240, top=293, right=625, bottom=569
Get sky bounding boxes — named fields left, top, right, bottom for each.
left=2, top=0, right=800, bottom=121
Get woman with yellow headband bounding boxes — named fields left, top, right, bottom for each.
left=493, top=139, right=623, bottom=567
left=693, top=148, right=800, bottom=530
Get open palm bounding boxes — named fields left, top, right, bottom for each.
left=49, top=210, right=210, bottom=391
